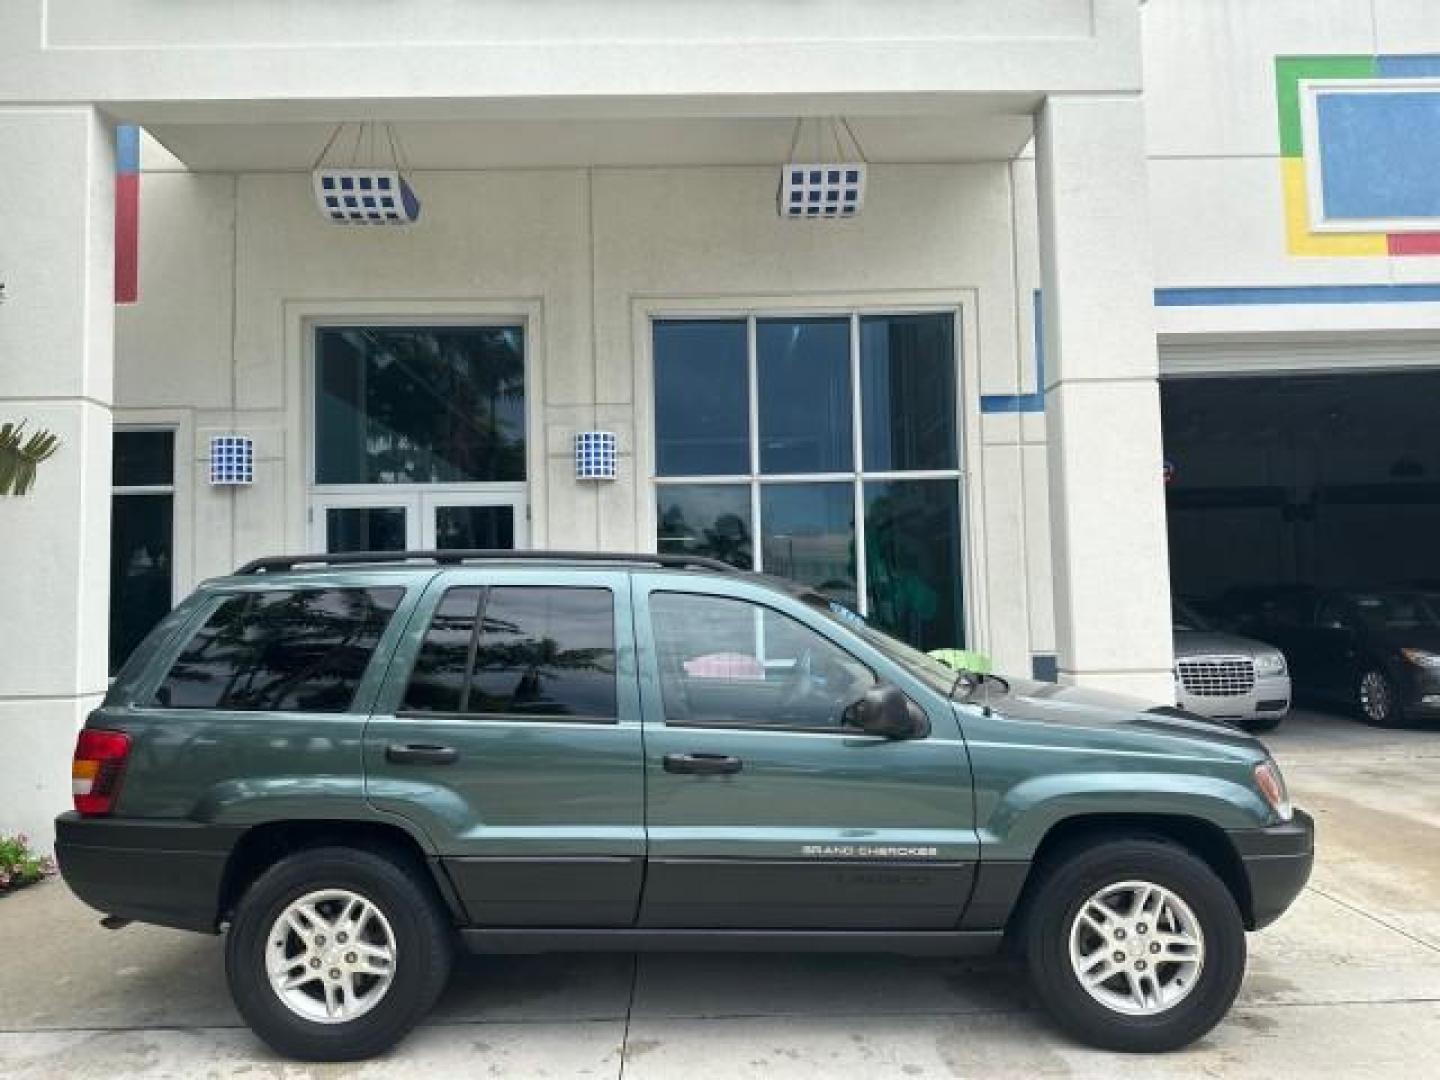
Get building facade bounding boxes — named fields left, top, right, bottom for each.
left=2, top=1, right=1438, bottom=845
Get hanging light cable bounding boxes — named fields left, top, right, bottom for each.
left=777, top=116, right=868, bottom=220
left=310, top=121, right=422, bottom=225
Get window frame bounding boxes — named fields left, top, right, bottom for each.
left=643, top=303, right=971, bottom=644
left=293, top=302, right=548, bottom=550
left=396, top=582, right=622, bottom=725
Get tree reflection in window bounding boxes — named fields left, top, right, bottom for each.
left=656, top=484, right=753, bottom=570
left=403, top=586, right=617, bottom=719
left=316, top=326, right=525, bottom=485
left=154, top=588, right=404, bottom=712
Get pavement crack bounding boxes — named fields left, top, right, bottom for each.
left=617, top=952, right=639, bottom=1079
left=1305, top=884, right=1440, bottom=955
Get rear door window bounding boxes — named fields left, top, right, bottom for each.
left=402, top=585, right=617, bottom=720
left=152, top=587, right=404, bottom=712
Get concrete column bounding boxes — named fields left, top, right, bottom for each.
left=0, top=107, right=115, bottom=847
left=1035, top=95, right=1173, bottom=702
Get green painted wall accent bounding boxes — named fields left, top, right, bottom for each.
left=1275, top=55, right=1376, bottom=157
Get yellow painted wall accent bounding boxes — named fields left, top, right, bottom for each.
left=1281, top=158, right=1387, bottom=256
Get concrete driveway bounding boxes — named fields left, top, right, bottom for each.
left=2, top=710, right=1437, bottom=1078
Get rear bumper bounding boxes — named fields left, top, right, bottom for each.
left=54, top=813, right=241, bottom=933
left=1229, top=809, right=1315, bottom=930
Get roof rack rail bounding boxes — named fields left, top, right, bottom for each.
left=233, top=549, right=741, bottom=576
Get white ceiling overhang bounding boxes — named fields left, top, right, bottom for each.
left=138, top=96, right=1039, bottom=171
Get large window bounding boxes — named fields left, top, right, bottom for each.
left=111, top=430, right=175, bottom=674
left=152, top=587, right=404, bottom=712
left=315, top=325, right=525, bottom=485
left=654, top=313, right=965, bottom=651
left=402, top=586, right=617, bottom=720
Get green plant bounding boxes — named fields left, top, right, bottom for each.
left=0, top=832, right=55, bottom=893
left=0, top=420, right=62, bottom=497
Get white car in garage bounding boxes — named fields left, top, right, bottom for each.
left=1173, top=598, right=1291, bottom=733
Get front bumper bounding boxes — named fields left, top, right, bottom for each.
left=1228, top=808, right=1315, bottom=930
left=54, top=813, right=242, bottom=933
left=1398, top=666, right=1440, bottom=719
left=1178, top=674, right=1291, bottom=723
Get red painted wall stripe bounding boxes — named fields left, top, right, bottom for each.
left=1388, top=232, right=1440, bottom=256
left=115, top=125, right=139, bottom=304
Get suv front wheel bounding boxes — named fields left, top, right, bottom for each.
left=225, top=846, right=453, bottom=1061
left=1021, top=839, right=1246, bottom=1052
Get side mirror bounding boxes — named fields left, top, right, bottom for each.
left=846, top=685, right=930, bottom=740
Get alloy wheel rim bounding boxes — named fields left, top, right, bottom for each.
left=264, top=889, right=397, bottom=1024
left=1360, top=672, right=1391, bottom=722
left=1067, top=879, right=1205, bottom=1017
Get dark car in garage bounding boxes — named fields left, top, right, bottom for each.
left=1229, top=587, right=1440, bottom=726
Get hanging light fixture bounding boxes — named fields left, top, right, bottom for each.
left=778, top=117, right=868, bottom=220
left=311, top=121, right=421, bottom=225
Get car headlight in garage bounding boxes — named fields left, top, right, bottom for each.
left=1253, top=758, right=1293, bottom=823
left=1400, top=648, right=1440, bottom=668
left=1254, top=652, right=1287, bottom=676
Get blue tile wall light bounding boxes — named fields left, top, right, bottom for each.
left=574, top=431, right=619, bottom=481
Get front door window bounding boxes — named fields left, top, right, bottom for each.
left=311, top=324, right=527, bottom=553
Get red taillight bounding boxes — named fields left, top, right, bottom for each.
left=72, top=729, right=131, bottom=816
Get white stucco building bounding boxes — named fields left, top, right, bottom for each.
left=3, top=0, right=1439, bottom=845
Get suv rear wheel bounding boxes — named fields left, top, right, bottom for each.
left=1021, top=839, right=1245, bottom=1052
left=225, top=846, right=453, bottom=1061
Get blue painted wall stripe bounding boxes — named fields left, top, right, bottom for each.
left=977, top=283, right=1440, bottom=413
left=1376, top=54, right=1440, bottom=78
left=115, top=124, right=140, bottom=174
left=979, top=290, right=1045, bottom=414
left=1154, top=284, right=1440, bottom=306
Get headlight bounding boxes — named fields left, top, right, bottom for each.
left=1253, top=759, right=1293, bottom=822
left=1254, top=652, right=1287, bottom=677
left=1400, top=648, right=1440, bottom=668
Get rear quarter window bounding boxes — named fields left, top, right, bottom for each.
left=151, top=586, right=404, bottom=712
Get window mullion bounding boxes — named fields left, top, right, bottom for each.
left=747, top=314, right=763, bottom=573
left=459, top=586, right=488, bottom=714
left=850, top=312, right=868, bottom=618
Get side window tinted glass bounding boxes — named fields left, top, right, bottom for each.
left=473, top=587, right=616, bottom=717
left=402, top=586, right=617, bottom=720
left=649, top=592, right=874, bottom=730
left=402, top=587, right=482, bottom=712
left=154, top=587, right=403, bottom=712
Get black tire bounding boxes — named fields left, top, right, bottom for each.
left=1355, top=668, right=1400, bottom=727
left=224, top=846, right=453, bottom=1061
left=1241, top=715, right=1283, bottom=735
left=1021, top=839, right=1246, bottom=1053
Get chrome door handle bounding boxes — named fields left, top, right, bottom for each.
left=385, top=743, right=459, bottom=766
left=663, top=752, right=743, bottom=775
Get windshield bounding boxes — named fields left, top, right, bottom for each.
left=1346, top=592, right=1440, bottom=631
left=803, top=595, right=960, bottom=697
left=1172, top=597, right=1211, bottom=632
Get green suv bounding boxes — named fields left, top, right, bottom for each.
left=56, top=551, right=1312, bottom=1060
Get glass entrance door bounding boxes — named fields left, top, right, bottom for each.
left=313, top=490, right=527, bottom=553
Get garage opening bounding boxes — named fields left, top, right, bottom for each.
left=1161, top=368, right=1440, bottom=609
